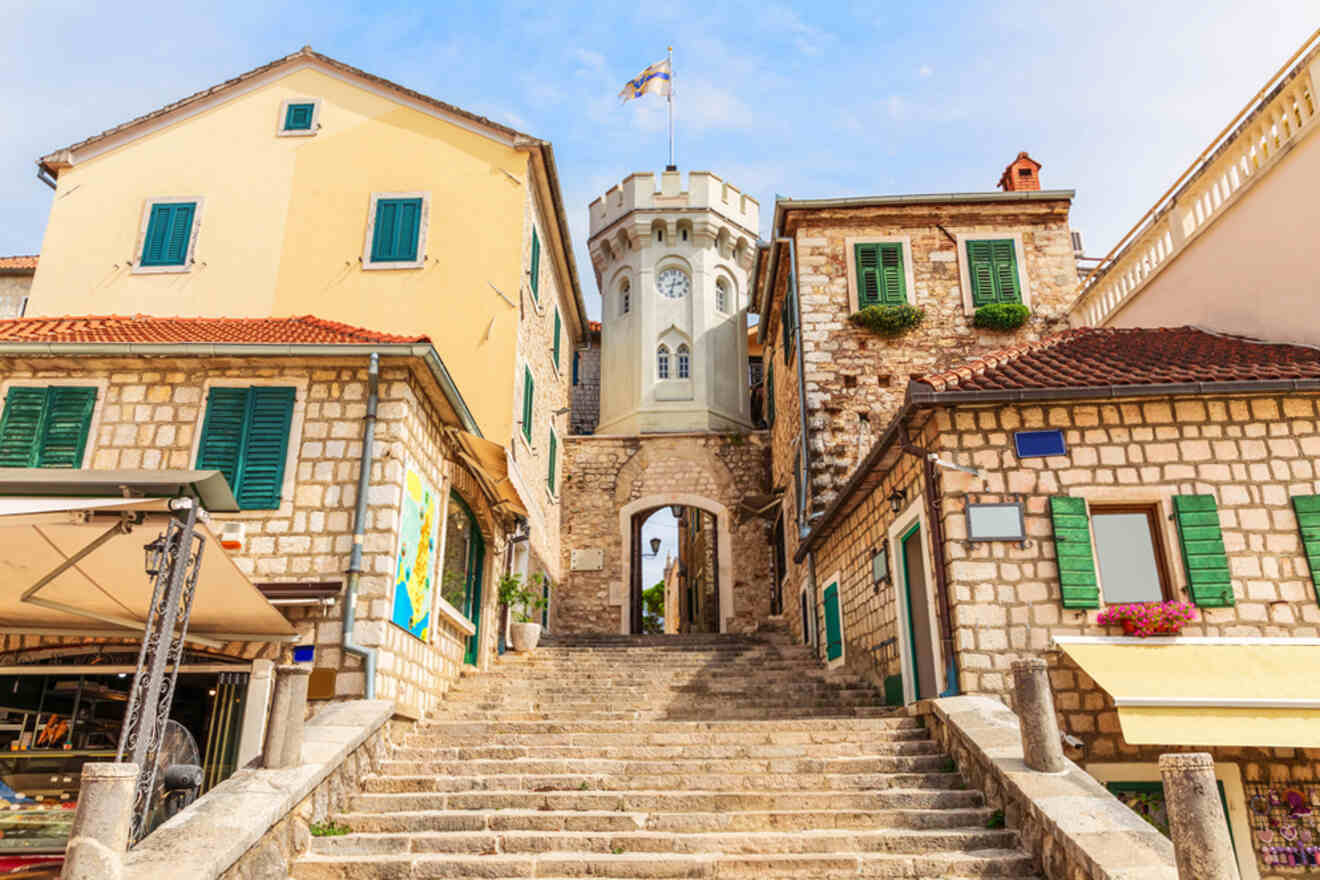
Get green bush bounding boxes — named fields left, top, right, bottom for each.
left=848, top=304, right=924, bottom=337
left=972, top=303, right=1030, bottom=331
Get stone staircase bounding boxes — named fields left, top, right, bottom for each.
left=292, top=631, right=1042, bottom=879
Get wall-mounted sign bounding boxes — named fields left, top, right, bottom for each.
left=966, top=502, right=1027, bottom=542
left=390, top=464, right=441, bottom=642
left=1014, top=429, right=1067, bottom=458
left=871, top=546, right=890, bottom=588
left=571, top=548, right=604, bottom=571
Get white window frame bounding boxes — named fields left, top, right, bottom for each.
left=715, top=277, right=730, bottom=314
left=888, top=496, right=943, bottom=705
left=131, top=196, right=205, bottom=275
left=676, top=344, right=690, bottom=379
left=657, top=345, right=671, bottom=380
left=362, top=191, right=430, bottom=271
left=844, top=235, right=916, bottom=310
left=954, top=231, right=1034, bottom=315
left=276, top=97, right=323, bottom=137
left=189, top=376, right=308, bottom=519
left=0, top=378, right=109, bottom=469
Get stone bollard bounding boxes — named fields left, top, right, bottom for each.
left=62, top=762, right=138, bottom=880
left=1010, top=658, right=1067, bottom=773
left=1160, top=753, right=1240, bottom=880
left=263, top=665, right=311, bottom=769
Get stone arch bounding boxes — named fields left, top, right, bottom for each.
left=619, top=493, right=735, bottom=635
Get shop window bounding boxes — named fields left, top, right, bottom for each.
left=1091, top=504, right=1172, bottom=604
left=196, top=386, right=295, bottom=510
left=0, top=386, right=96, bottom=468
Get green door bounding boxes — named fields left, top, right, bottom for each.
left=899, top=523, right=937, bottom=701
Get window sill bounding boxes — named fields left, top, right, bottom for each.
left=363, top=260, right=425, bottom=271
left=435, top=596, right=477, bottom=636
left=131, top=263, right=193, bottom=275
left=276, top=128, right=318, bottom=138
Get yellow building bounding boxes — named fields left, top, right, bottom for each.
left=30, top=46, right=586, bottom=587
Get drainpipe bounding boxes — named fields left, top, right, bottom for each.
left=773, top=236, right=813, bottom=539
left=342, top=352, right=380, bottom=699
left=899, top=425, right=960, bottom=698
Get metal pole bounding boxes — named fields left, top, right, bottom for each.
left=667, top=46, right=674, bottom=169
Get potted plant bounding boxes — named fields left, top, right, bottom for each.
left=848, top=304, right=925, bottom=337
left=499, top=572, right=548, bottom=652
left=1096, top=601, right=1196, bottom=637
left=972, top=303, right=1031, bottom=331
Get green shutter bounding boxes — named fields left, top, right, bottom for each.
left=572, top=351, right=580, bottom=386
left=967, top=240, right=1021, bottom=306
left=236, top=387, right=295, bottom=510
left=856, top=243, right=905, bottom=306
left=371, top=198, right=422, bottom=263
left=0, top=388, right=48, bottom=467
left=990, top=239, right=1021, bottom=303
left=781, top=292, right=796, bottom=363
left=37, top=387, right=96, bottom=468
left=196, top=388, right=248, bottom=494
left=522, top=367, right=534, bottom=443
left=553, top=309, right=562, bottom=370
left=547, top=429, right=558, bottom=493
left=855, top=244, right=882, bottom=306
left=283, top=103, right=314, bottom=131
left=1050, top=496, right=1099, bottom=608
left=967, top=241, right=996, bottom=307
left=1292, top=496, right=1320, bottom=600
left=1173, top=495, right=1234, bottom=607
left=530, top=228, right=541, bottom=300
left=823, top=582, right=843, bottom=661
left=141, top=202, right=195, bottom=267
left=766, top=361, right=775, bottom=426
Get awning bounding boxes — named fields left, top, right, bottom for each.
left=0, top=492, right=297, bottom=646
left=448, top=430, right=528, bottom=517
left=1054, top=636, right=1320, bottom=748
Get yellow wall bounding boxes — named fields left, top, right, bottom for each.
left=31, top=65, right=534, bottom=441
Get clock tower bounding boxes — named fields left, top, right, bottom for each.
left=587, top=169, right=759, bottom=434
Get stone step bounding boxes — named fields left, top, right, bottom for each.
left=430, top=710, right=891, bottom=722
left=291, top=849, right=1038, bottom=879
left=346, top=787, right=987, bottom=815
left=388, top=739, right=942, bottom=761
left=334, top=806, right=999, bottom=834
left=376, top=754, right=954, bottom=777
left=409, top=717, right=921, bottom=735
left=359, top=770, right=966, bottom=794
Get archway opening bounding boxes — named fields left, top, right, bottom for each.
left=631, top=505, right=721, bottom=635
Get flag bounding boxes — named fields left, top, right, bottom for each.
left=619, top=58, right=671, bottom=103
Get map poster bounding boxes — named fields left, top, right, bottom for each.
left=390, top=464, right=441, bottom=642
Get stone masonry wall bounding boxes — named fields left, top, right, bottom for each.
left=570, top=333, right=601, bottom=435
left=0, top=273, right=31, bottom=318
left=559, top=432, right=772, bottom=634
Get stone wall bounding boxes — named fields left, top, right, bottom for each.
left=0, top=354, right=507, bottom=719
left=559, top=432, right=772, bottom=634
left=0, top=272, right=31, bottom=318
left=570, top=331, right=601, bottom=435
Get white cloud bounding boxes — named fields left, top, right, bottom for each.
left=918, top=64, right=933, bottom=78
left=763, top=3, right=833, bottom=56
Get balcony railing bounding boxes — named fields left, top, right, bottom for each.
left=1072, top=28, right=1320, bottom=327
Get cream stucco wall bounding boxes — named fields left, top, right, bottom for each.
left=1104, top=124, right=1320, bottom=345
left=28, top=64, right=572, bottom=445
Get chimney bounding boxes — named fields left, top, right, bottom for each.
left=998, top=151, right=1042, bottom=192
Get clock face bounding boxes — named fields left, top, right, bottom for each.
left=655, top=268, right=691, bottom=299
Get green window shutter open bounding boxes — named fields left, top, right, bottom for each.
left=1292, top=496, right=1320, bottom=601
left=530, top=228, right=541, bottom=300
left=283, top=103, right=314, bottom=131
left=823, top=582, right=843, bottom=661
left=967, top=239, right=1021, bottom=306
left=522, top=368, right=534, bottom=443
left=0, top=387, right=96, bottom=468
left=766, top=361, right=775, bottom=425
left=553, top=309, right=562, bottom=370
left=855, top=243, right=905, bottom=306
left=141, top=202, right=196, bottom=267
left=547, top=429, right=558, bottom=493
left=1050, top=496, right=1100, bottom=608
left=196, top=387, right=294, bottom=510
left=370, top=198, right=422, bottom=263
left=0, top=388, right=47, bottom=467
left=1174, top=495, right=1234, bottom=607
left=781, top=292, right=796, bottom=363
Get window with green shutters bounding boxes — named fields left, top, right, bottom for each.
left=196, top=386, right=295, bottom=510
left=966, top=239, right=1021, bottom=306
left=781, top=291, right=797, bottom=364
left=1292, top=496, right=1320, bottom=601
left=370, top=197, right=423, bottom=263
left=1049, top=496, right=1100, bottom=609
left=553, top=308, right=562, bottom=371
left=0, top=386, right=97, bottom=468
left=282, top=102, right=315, bottom=131
left=140, top=202, right=196, bottom=267
left=766, top=361, right=775, bottom=426
left=1172, top=495, right=1234, bottom=607
left=547, top=429, right=558, bottom=494
left=521, top=367, right=534, bottom=443
left=530, top=227, right=541, bottom=301
left=823, top=582, right=843, bottom=661
left=854, top=242, right=906, bottom=306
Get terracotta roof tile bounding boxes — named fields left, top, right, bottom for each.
left=0, top=256, right=37, bottom=272
left=0, top=315, right=428, bottom=345
left=917, top=327, right=1320, bottom=393
left=588, top=321, right=602, bottom=333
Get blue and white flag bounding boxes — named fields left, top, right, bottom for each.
left=619, top=58, right=672, bottom=102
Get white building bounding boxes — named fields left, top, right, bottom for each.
left=588, top=170, right=758, bottom=434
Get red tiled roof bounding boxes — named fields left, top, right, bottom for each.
left=0, top=256, right=37, bottom=272
left=588, top=321, right=602, bottom=333
left=0, top=315, right=428, bottom=345
left=918, top=327, right=1320, bottom=393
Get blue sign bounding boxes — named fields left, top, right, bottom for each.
left=292, top=645, right=315, bottom=663
left=1014, top=429, right=1067, bottom=458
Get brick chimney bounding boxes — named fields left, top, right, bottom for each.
left=998, top=152, right=1041, bottom=192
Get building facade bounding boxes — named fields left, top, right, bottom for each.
left=0, top=256, right=34, bottom=318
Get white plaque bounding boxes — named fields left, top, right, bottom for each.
left=571, top=548, right=604, bottom=571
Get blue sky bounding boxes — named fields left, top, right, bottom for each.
left=2, top=1, right=1316, bottom=321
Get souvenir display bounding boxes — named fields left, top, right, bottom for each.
left=1246, top=783, right=1320, bottom=868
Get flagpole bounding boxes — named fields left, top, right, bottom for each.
left=667, top=45, right=675, bottom=170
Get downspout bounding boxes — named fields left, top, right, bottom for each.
left=773, top=235, right=812, bottom=539
left=899, top=424, right=960, bottom=697
left=342, top=352, right=380, bottom=699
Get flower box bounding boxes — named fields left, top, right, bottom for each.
left=1098, top=601, right=1196, bottom=637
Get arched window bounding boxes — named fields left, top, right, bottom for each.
left=715, top=278, right=730, bottom=313
left=677, top=344, right=690, bottom=379
left=655, top=228, right=664, bottom=243
left=657, top=345, right=671, bottom=379
left=619, top=278, right=631, bottom=316
left=681, top=228, right=689, bottom=242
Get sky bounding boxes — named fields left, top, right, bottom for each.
left=1, top=1, right=1316, bottom=321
